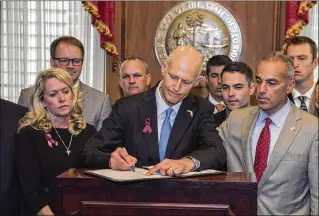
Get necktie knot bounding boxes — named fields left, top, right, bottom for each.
left=216, top=103, right=225, bottom=112
left=298, top=96, right=308, bottom=112
left=164, top=108, right=174, bottom=121
left=265, top=118, right=272, bottom=127
left=298, top=96, right=307, bottom=103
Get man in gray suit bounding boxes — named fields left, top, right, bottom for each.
left=18, top=36, right=111, bottom=130
left=219, top=51, right=318, bottom=215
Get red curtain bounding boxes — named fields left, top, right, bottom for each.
left=285, top=1, right=317, bottom=39
left=82, top=1, right=118, bottom=70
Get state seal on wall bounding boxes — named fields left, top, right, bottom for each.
left=154, top=1, right=242, bottom=72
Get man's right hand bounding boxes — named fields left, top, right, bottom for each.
left=109, top=147, right=137, bottom=170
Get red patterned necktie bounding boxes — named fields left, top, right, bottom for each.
left=254, top=118, right=272, bottom=183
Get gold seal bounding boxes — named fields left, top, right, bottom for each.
left=154, top=1, right=242, bottom=72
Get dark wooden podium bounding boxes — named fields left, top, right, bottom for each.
left=55, top=169, right=257, bottom=216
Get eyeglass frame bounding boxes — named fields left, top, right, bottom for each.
left=52, top=58, right=84, bottom=66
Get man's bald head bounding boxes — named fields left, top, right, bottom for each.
left=167, top=46, right=202, bottom=77
left=160, top=46, right=203, bottom=106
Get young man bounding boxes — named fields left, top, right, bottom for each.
left=118, top=56, right=151, bottom=97
left=283, top=36, right=318, bottom=112
left=205, top=55, right=232, bottom=113
left=80, top=46, right=226, bottom=176
left=219, top=52, right=318, bottom=215
left=214, top=62, right=255, bottom=126
left=18, top=36, right=112, bottom=130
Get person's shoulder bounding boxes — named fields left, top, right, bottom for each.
left=1, top=99, right=28, bottom=114
left=115, top=89, right=153, bottom=108
left=81, top=83, right=108, bottom=96
left=18, top=125, right=39, bottom=136
left=189, top=94, right=214, bottom=110
left=293, top=106, right=318, bottom=127
left=228, top=106, right=258, bottom=121
left=20, top=86, right=34, bottom=94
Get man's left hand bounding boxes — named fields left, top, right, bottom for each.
left=145, top=158, right=194, bottom=176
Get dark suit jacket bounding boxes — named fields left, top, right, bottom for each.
left=80, top=86, right=226, bottom=171
left=213, top=108, right=227, bottom=126
left=0, top=99, right=27, bottom=216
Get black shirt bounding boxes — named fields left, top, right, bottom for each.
left=16, top=124, right=96, bottom=216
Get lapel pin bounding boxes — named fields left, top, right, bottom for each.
left=142, top=118, right=152, bottom=134
left=290, top=127, right=296, bottom=131
left=187, top=110, right=193, bottom=118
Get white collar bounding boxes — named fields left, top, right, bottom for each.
left=155, top=81, right=182, bottom=117
left=293, top=82, right=316, bottom=99
left=208, top=94, right=224, bottom=105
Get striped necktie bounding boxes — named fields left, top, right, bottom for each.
left=298, top=96, right=308, bottom=112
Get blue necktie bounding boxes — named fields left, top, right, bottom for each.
left=159, top=108, right=173, bottom=161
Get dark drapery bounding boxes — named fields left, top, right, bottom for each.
left=82, top=1, right=119, bottom=70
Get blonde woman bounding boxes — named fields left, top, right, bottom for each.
left=309, top=79, right=319, bottom=117
left=16, top=68, right=96, bottom=216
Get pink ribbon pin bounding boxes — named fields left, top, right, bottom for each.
left=142, top=118, right=152, bottom=134
left=45, top=132, right=58, bottom=148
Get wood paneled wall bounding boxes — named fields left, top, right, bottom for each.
left=106, top=1, right=286, bottom=104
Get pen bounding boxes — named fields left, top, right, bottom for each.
left=122, top=147, right=135, bottom=172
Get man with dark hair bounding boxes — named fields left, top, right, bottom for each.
left=205, top=55, right=232, bottom=113
left=214, top=62, right=256, bottom=126
left=1, top=99, right=27, bottom=216
left=219, top=51, right=318, bottom=215
left=118, top=56, right=151, bottom=97
left=18, top=36, right=112, bottom=130
left=283, top=36, right=318, bottom=112
left=80, top=46, right=226, bottom=176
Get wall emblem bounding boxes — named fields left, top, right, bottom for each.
left=154, top=1, right=242, bottom=72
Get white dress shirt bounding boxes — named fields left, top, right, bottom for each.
left=251, top=100, right=291, bottom=164
left=156, top=81, right=182, bottom=143
left=292, top=82, right=316, bottom=110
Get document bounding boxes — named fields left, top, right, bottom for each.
left=84, top=167, right=224, bottom=182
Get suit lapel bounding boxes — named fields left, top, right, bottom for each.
left=258, top=106, right=301, bottom=188
left=138, top=90, right=159, bottom=164
left=165, top=95, right=197, bottom=158
left=241, top=108, right=259, bottom=172
left=78, top=82, right=88, bottom=108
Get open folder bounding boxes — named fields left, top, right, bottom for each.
left=84, top=167, right=224, bottom=182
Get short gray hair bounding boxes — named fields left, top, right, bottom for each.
left=259, top=51, right=295, bottom=80
left=119, top=56, right=149, bottom=77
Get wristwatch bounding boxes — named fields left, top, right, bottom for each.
left=184, top=156, right=200, bottom=171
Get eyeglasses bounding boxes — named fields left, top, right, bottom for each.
left=53, top=58, right=83, bottom=66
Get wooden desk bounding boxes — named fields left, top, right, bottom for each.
left=55, top=169, right=257, bottom=216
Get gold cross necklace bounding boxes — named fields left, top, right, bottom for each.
left=53, top=126, right=73, bottom=155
